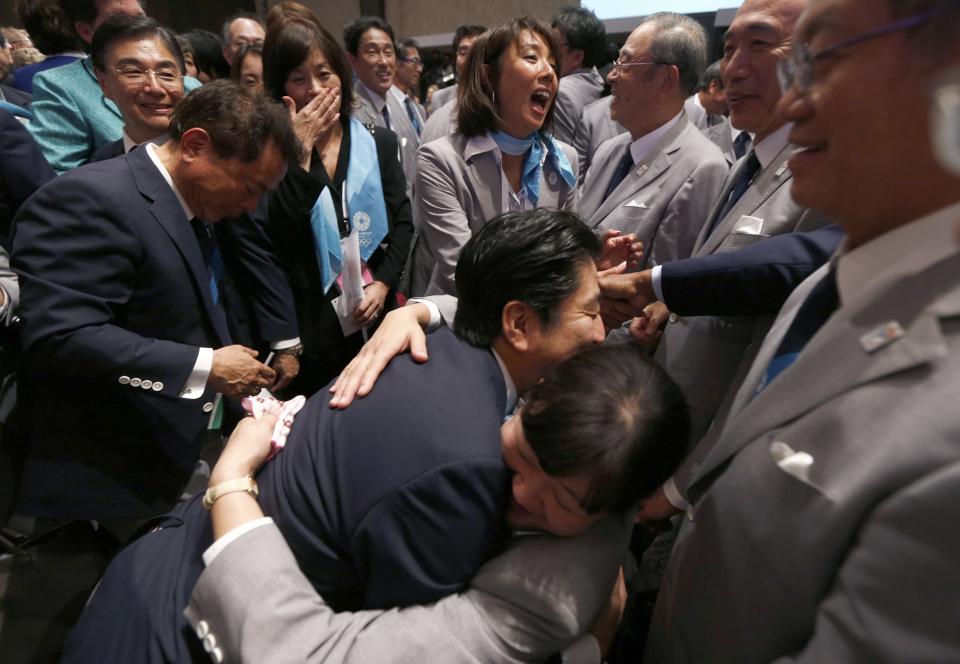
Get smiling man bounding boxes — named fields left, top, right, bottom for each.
left=89, top=15, right=183, bottom=160
left=646, top=0, right=960, bottom=660
left=4, top=80, right=300, bottom=661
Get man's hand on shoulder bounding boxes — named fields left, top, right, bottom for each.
left=209, top=345, right=276, bottom=398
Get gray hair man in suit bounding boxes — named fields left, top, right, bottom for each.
left=578, top=13, right=730, bottom=270
left=645, top=0, right=960, bottom=659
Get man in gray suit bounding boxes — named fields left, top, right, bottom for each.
left=428, top=25, right=485, bottom=114
left=619, top=0, right=830, bottom=455
left=344, top=17, right=419, bottom=198
left=550, top=7, right=606, bottom=145
left=578, top=14, right=729, bottom=269
left=695, top=59, right=742, bottom=164
left=645, top=0, right=960, bottom=660
left=572, top=95, right=624, bottom=185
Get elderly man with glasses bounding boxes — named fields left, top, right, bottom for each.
left=645, top=0, right=960, bottom=659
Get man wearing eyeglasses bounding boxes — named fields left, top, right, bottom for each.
left=220, top=12, right=264, bottom=67
left=646, top=0, right=960, bottom=660
left=88, top=14, right=185, bottom=161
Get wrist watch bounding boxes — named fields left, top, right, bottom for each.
left=203, top=475, right=258, bottom=510
left=275, top=342, right=305, bottom=358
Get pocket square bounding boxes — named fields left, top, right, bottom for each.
left=769, top=441, right=814, bottom=482
left=732, top=215, right=765, bottom=235
left=625, top=199, right=649, bottom=208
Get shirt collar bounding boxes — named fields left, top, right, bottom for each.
left=629, top=110, right=683, bottom=165
left=123, top=130, right=168, bottom=154
left=752, top=122, right=792, bottom=170
left=836, top=200, right=960, bottom=308
left=490, top=347, right=519, bottom=418
left=356, top=78, right=386, bottom=112
left=145, top=142, right=194, bottom=221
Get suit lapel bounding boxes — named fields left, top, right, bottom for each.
left=126, top=148, right=231, bottom=346
left=696, top=142, right=794, bottom=256
left=588, top=117, right=691, bottom=225
left=693, top=253, right=960, bottom=487
left=461, top=137, right=504, bottom=223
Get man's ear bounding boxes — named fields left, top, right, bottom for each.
left=569, top=48, right=585, bottom=71
left=76, top=21, right=95, bottom=45
left=347, top=52, right=359, bottom=71
left=501, top=300, right=534, bottom=353
left=179, top=127, right=212, bottom=162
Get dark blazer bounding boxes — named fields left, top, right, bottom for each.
left=89, top=137, right=124, bottom=163
left=64, top=326, right=512, bottom=663
left=11, top=147, right=298, bottom=519
left=661, top=224, right=843, bottom=316
left=0, top=108, right=54, bottom=241
left=266, top=119, right=413, bottom=392
left=1, top=84, right=32, bottom=108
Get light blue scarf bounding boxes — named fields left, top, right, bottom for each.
left=490, top=130, right=576, bottom=205
left=309, top=117, right=389, bottom=293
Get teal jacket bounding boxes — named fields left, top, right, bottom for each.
left=28, top=57, right=200, bottom=173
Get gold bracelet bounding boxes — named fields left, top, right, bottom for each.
left=202, top=475, right=258, bottom=510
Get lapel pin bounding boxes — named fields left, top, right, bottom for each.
left=859, top=321, right=905, bottom=353
left=637, top=164, right=648, bottom=176
left=775, top=163, right=789, bottom=177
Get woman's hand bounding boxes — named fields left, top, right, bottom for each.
left=596, top=230, right=643, bottom=272
left=283, top=87, right=341, bottom=170
left=353, top=280, right=389, bottom=327
left=209, top=412, right=279, bottom=486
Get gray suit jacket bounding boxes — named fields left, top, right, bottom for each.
left=421, top=99, right=457, bottom=146
left=417, top=133, right=578, bottom=295
left=186, top=515, right=631, bottom=663
left=552, top=68, right=604, bottom=145
left=654, top=140, right=831, bottom=446
left=572, top=96, right=625, bottom=186
left=648, top=245, right=960, bottom=662
left=579, top=113, right=729, bottom=268
left=703, top=118, right=737, bottom=165
left=353, top=84, right=419, bottom=200
left=430, top=83, right=457, bottom=112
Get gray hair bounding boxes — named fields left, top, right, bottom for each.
left=643, top=12, right=708, bottom=97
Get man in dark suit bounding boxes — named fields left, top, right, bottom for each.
left=0, top=107, right=54, bottom=237
left=3, top=80, right=300, bottom=662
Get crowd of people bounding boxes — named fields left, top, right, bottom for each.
left=0, top=0, right=959, bottom=662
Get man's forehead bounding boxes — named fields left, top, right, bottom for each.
left=230, top=19, right=263, bottom=39
left=361, top=29, right=392, bottom=46
left=110, top=36, right=175, bottom=61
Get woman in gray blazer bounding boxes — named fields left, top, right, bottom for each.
left=416, top=16, right=580, bottom=295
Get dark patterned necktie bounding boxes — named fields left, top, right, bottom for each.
left=603, top=147, right=634, bottom=199
left=709, top=150, right=761, bottom=234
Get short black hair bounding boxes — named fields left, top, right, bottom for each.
left=14, top=0, right=85, bottom=55
left=452, top=24, right=485, bottom=53
left=398, top=37, right=418, bottom=54
left=262, top=19, right=353, bottom=119
left=523, top=343, right=690, bottom=514
left=169, top=79, right=300, bottom=164
left=454, top=208, right=600, bottom=346
left=698, top=58, right=723, bottom=91
left=183, top=29, right=230, bottom=79
left=457, top=16, right=561, bottom=138
left=91, top=14, right=184, bottom=74
left=343, top=16, right=394, bottom=56
left=61, top=0, right=144, bottom=30
left=551, top=6, right=606, bottom=68
left=221, top=11, right=262, bottom=45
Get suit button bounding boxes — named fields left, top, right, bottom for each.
left=118, top=375, right=130, bottom=385
left=195, top=620, right=209, bottom=639
left=203, top=633, right=217, bottom=653
left=152, top=382, right=164, bottom=391
left=211, top=646, right=223, bottom=663
left=668, top=313, right=678, bottom=324
left=130, top=378, right=142, bottom=387
left=141, top=380, right=153, bottom=390
left=202, top=402, right=214, bottom=413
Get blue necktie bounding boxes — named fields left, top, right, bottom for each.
left=604, top=147, right=634, bottom=199
left=733, top=131, right=752, bottom=160
left=758, top=267, right=838, bottom=392
left=404, top=97, right=422, bottom=136
left=191, top=219, right=225, bottom=306
left=381, top=104, right=391, bottom=130
left=710, top=150, right=761, bottom=234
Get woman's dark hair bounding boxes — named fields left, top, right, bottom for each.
left=169, top=79, right=300, bottom=164
left=183, top=29, right=229, bottom=80
left=265, top=1, right=324, bottom=32
left=454, top=208, right=599, bottom=347
left=262, top=18, right=353, bottom=118
left=457, top=15, right=561, bottom=138
left=91, top=14, right=184, bottom=74
left=230, top=42, right=262, bottom=84
left=14, top=0, right=85, bottom=55
left=523, top=344, right=690, bottom=514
